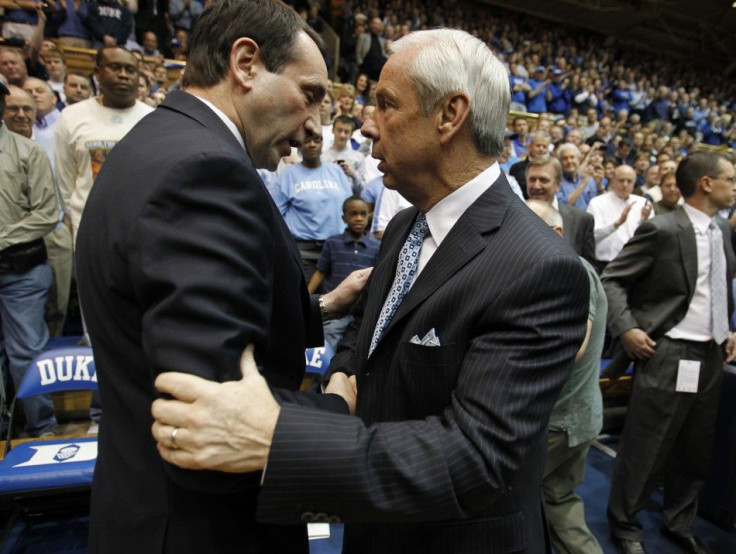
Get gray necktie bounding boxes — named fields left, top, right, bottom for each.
left=369, top=213, right=429, bottom=356
left=709, top=220, right=729, bottom=344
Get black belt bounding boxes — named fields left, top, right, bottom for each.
left=295, top=240, right=325, bottom=248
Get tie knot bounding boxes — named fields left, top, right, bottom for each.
left=709, top=220, right=718, bottom=231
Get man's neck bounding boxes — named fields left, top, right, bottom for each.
left=100, top=95, right=135, bottom=110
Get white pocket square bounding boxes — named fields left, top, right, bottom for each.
left=410, top=328, right=441, bottom=346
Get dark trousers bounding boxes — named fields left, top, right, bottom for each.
left=608, top=337, right=723, bottom=540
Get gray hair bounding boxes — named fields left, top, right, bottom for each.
left=557, top=142, right=581, bottom=160
left=389, top=29, right=510, bottom=157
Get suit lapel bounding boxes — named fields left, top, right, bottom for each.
left=675, top=208, right=697, bottom=298
left=379, top=175, right=513, bottom=342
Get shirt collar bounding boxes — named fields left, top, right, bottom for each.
left=682, top=202, right=714, bottom=234
left=424, top=162, right=501, bottom=247
left=35, top=108, right=61, bottom=129
left=191, top=94, right=246, bottom=151
left=342, top=230, right=367, bottom=245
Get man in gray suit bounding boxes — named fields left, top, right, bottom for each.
left=603, top=152, right=736, bottom=554
left=152, top=29, right=588, bottom=553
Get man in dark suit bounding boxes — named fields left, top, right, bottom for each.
left=75, top=1, right=363, bottom=553
left=602, top=152, right=736, bottom=554
left=526, top=155, right=596, bottom=265
left=152, top=28, right=589, bottom=553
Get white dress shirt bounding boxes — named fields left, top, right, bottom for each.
left=412, top=162, right=501, bottom=285
left=587, top=191, right=653, bottom=262
left=666, top=204, right=721, bottom=342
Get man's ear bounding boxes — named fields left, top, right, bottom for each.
left=436, top=91, right=471, bottom=146
left=699, top=175, right=713, bottom=195
left=230, top=37, right=260, bottom=92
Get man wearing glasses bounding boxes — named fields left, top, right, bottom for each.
left=603, top=152, right=736, bottom=554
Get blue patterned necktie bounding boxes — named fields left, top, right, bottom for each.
left=709, top=220, right=729, bottom=344
left=369, top=213, right=429, bottom=356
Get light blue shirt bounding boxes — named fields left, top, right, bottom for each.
left=270, top=162, right=353, bottom=240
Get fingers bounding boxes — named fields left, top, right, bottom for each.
left=239, top=344, right=257, bottom=379
left=151, top=395, right=196, bottom=429
left=157, top=441, right=201, bottom=470
left=152, top=420, right=187, bottom=450
left=154, top=371, right=212, bottom=403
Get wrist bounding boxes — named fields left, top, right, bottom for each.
left=319, top=294, right=333, bottom=322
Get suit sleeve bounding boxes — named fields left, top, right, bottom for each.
left=601, top=219, right=660, bottom=337
left=132, top=153, right=345, bottom=489
left=257, top=252, right=588, bottom=523
left=581, top=212, right=596, bottom=266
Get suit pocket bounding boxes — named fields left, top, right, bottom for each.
left=396, top=342, right=463, bottom=418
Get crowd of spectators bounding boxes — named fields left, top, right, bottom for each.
left=0, top=2, right=735, bottom=550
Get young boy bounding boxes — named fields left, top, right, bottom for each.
left=321, top=114, right=367, bottom=194
left=308, top=196, right=379, bottom=351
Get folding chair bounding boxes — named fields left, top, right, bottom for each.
left=302, top=345, right=335, bottom=393
left=0, top=347, right=98, bottom=547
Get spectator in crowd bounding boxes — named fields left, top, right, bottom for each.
left=580, top=107, right=599, bottom=141
left=547, top=68, right=571, bottom=115
left=603, top=152, right=736, bottom=554
left=565, top=127, right=583, bottom=146
left=271, top=131, right=353, bottom=280
left=527, top=155, right=596, bottom=265
left=356, top=17, right=387, bottom=81
left=55, top=46, right=153, bottom=242
left=527, top=65, right=548, bottom=113
left=557, top=142, right=602, bottom=210
left=511, top=115, right=530, bottom=158
left=308, top=195, right=379, bottom=351
left=526, top=199, right=605, bottom=554
left=23, top=77, right=60, bottom=167
left=40, top=47, right=67, bottom=103
left=169, top=0, right=202, bottom=35
left=87, top=0, right=134, bottom=48
left=136, top=71, right=152, bottom=104
left=140, top=29, right=160, bottom=57
left=0, top=82, right=59, bottom=437
left=6, top=84, right=73, bottom=339
left=53, top=0, right=94, bottom=48
left=134, top=0, right=169, bottom=54
left=587, top=164, right=653, bottom=272
left=653, top=170, right=682, bottom=215
left=586, top=116, right=613, bottom=147
left=62, top=71, right=92, bottom=106
left=612, top=136, right=635, bottom=166
left=509, top=130, right=550, bottom=196
left=151, top=28, right=589, bottom=554
left=0, top=48, right=31, bottom=87
left=635, top=163, right=662, bottom=202
left=321, top=114, right=367, bottom=194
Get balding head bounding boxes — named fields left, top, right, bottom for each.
left=3, top=85, right=36, bottom=138
left=612, top=165, right=636, bottom=200
left=526, top=199, right=563, bottom=236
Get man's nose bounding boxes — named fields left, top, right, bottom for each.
left=361, top=118, right=378, bottom=140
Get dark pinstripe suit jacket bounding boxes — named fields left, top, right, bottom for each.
left=258, top=175, right=589, bottom=553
